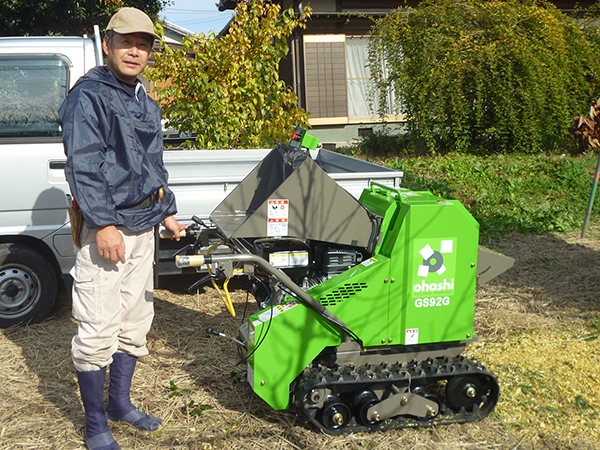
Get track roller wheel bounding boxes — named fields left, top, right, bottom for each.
left=352, top=390, right=381, bottom=425
left=412, top=386, right=441, bottom=420
left=446, top=375, right=484, bottom=411
left=320, top=395, right=351, bottom=431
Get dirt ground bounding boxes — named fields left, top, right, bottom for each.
left=0, top=224, right=599, bottom=450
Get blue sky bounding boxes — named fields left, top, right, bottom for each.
left=161, top=0, right=235, bottom=35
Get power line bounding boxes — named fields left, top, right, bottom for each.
left=163, top=8, right=227, bottom=14
left=174, top=17, right=229, bottom=26
left=161, top=5, right=233, bottom=32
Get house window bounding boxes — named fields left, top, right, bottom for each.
left=304, top=34, right=396, bottom=125
left=347, top=36, right=373, bottom=118
left=0, top=55, right=70, bottom=138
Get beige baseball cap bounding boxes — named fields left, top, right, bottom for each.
left=106, top=7, right=159, bottom=40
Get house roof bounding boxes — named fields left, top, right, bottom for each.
left=161, top=20, right=196, bottom=44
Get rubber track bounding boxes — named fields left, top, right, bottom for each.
left=293, top=354, right=499, bottom=435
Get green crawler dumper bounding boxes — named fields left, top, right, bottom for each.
left=175, top=143, right=513, bottom=435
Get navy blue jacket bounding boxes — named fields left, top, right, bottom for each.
left=59, top=66, right=177, bottom=232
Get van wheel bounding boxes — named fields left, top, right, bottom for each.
left=0, top=243, right=58, bottom=327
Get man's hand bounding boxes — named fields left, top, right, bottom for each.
left=96, top=225, right=126, bottom=264
left=161, top=216, right=188, bottom=241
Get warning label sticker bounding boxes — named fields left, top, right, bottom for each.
left=252, top=301, right=299, bottom=327
left=269, top=251, right=309, bottom=267
left=361, top=257, right=377, bottom=267
left=267, top=199, right=289, bottom=236
left=267, top=218, right=288, bottom=236
left=268, top=199, right=288, bottom=218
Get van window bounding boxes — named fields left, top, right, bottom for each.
left=0, top=55, right=70, bottom=138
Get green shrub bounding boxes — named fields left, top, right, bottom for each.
left=147, top=1, right=310, bottom=149
left=368, top=0, right=600, bottom=154
left=388, top=152, right=600, bottom=239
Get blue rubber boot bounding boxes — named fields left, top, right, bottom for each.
left=106, top=352, right=163, bottom=432
left=76, top=368, right=121, bottom=450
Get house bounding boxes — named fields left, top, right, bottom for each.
left=217, top=0, right=412, bottom=147
left=216, top=0, right=596, bottom=147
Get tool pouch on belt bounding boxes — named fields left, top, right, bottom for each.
left=66, top=195, right=83, bottom=249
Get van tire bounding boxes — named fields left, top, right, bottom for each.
left=0, top=243, right=58, bottom=327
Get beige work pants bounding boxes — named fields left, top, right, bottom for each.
left=71, top=225, right=155, bottom=372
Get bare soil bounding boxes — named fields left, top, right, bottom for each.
left=0, top=224, right=599, bottom=449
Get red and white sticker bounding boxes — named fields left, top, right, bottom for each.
left=267, top=199, right=288, bottom=236
left=405, top=328, right=419, bottom=345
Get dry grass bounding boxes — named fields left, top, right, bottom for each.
left=1, top=224, right=599, bottom=449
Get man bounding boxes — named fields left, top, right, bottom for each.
left=59, top=8, right=186, bottom=450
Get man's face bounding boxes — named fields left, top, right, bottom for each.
left=102, top=32, right=152, bottom=83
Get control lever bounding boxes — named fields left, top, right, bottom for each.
left=159, top=220, right=205, bottom=240
left=159, top=229, right=188, bottom=239
left=191, top=215, right=206, bottom=226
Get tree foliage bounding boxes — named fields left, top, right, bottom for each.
left=146, top=0, right=311, bottom=149
left=368, top=0, right=600, bottom=154
left=0, top=0, right=167, bottom=37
